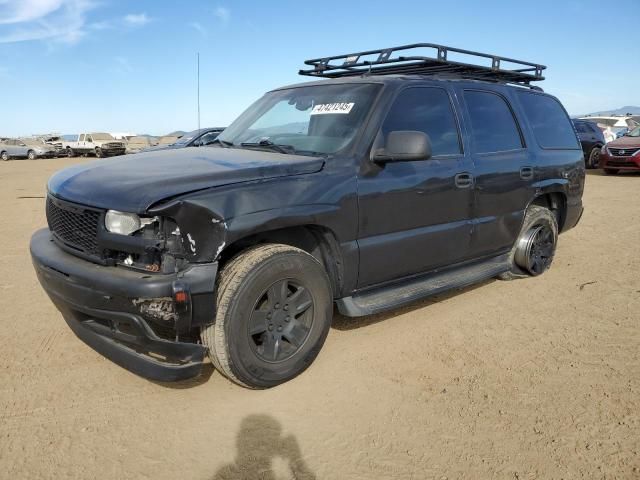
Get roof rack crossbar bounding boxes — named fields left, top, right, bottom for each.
left=299, top=43, right=546, bottom=86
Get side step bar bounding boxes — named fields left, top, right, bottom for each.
left=336, top=254, right=510, bottom=317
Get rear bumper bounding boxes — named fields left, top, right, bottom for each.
left=30, top=228, right=217, bottom=381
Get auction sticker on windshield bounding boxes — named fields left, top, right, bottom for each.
left=311, top=102, right=355, bottom=115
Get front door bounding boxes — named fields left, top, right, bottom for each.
left=356, top=86, right=474, bottom=288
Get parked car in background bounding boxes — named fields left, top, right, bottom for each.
left=143, top=128, right=224, bottom=152
left=572, top=119, right=606, bottom=168
left=63, top=133, right=126, bottom=158
left=1, top=138, right=56, bottom=161
left=125, top=136, right=158, bottom=154
left=599, top=125, right=640, bottom=174
left=579, top=115, right=639, bottom=139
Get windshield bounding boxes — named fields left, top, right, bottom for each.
left=91, top=133, right=114, bottom=141
left=173, top=130, right=198, bottom=145
left=626, top=126, right=640, bottom=137
left=218, top=83, right=381, bottom=155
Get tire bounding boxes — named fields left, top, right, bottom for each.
left=201, top=244, right=333, bottom=389
left=27, top=150, right=36, bottom=160
left=0, top=151, right=8, bottom=161
left=95, top=147, right=103, bottom=158
left=498, top=205, right=558, bottom=280
left=66, top=148, right=74, bottom=158
left=604, top=168, right=619, bottom=175
left=586, top=147, right=600, bottom=169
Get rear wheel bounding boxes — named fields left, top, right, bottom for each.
left=27, top=150, right=36, bottom=160
left=499, top=205, right=558, bottom=280
left=604, top=168, right=619, bottom=175
left=587, top=147, right=600, bottom=169
left=0, top=151, right=8, bottom=161
left=201, top=244, right=333, bottom=389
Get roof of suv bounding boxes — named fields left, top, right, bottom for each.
left=273, top=74, right=547, bottom=96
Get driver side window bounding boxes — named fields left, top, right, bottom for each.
left=382, top=87, right=462, bottom=156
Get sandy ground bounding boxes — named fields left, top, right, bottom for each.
left=0, top=157, right=638, bottom=480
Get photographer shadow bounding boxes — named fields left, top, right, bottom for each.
left=212, top=414, right=316, bottom=480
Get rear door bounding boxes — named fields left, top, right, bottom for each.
left=455, top=87, right=532, bottom=258
left=356, top=86, right=474, bottom=287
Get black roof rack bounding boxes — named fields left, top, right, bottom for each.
left=299, top=43, right=545, bottom=87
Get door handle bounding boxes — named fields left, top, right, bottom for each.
left=520, top=166, right=534, bottom=180
left=454, top=172, right=473, bottom=189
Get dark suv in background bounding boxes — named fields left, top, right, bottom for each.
left=30, top=44, right=584, bottom=389
left=572, top=119, right=606, bottom=168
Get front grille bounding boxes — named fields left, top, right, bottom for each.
left=608, top=159, right=638, bottom=168
left=46, top=196, right=102, bottom=255
left=608, top=147, right=639, bottom=157
left=104, top=143, right=123, bottom=149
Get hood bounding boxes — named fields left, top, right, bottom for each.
left=48, top=146, right=325, bottom=212
left=608, top=135, right=640, bottom=148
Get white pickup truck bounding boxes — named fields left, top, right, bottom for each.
left=63, top=133, right=126, bottom=158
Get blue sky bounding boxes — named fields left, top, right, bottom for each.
left=0, top=0, right=638, bottom=137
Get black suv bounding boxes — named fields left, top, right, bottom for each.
left=572, top=119, right=605, bottom=168
left=30, top=44, right=584, bottom=388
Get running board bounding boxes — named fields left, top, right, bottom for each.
left=336, top=254, right=510, bottom=317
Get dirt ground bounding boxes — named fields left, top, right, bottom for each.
left=0, top=157, right=638, bottom=480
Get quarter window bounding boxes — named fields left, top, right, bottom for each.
left=464, top=90, right=523, bottom=153
left=381, top=87, right=461, bottom=156
left=517, top=92, right=580, bottom=149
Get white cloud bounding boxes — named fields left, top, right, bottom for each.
left=0, top=0, right=97, bottom=44
left=214, top=6, right=230, bottom=24
left=124, top=13, right=151, bottom=26
left=189, top=22, right=207, bottom=37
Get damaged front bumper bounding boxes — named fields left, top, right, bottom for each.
left=30, top=228, right=217, bottom=381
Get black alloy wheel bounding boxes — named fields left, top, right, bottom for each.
left=248, top=279, right=314, bottom=363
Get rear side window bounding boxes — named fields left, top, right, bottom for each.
left=464, top=90, right=523, bottom=153
left=382, top=87, right=461, bottom=156
left=574, top=122, right=588, bottom=134
left=517, top=92, right=579, bottom=149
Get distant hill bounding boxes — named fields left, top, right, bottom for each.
left=579, top=106, right=640, bottom=117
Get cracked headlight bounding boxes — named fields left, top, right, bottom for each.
left=105, top=210, right=156, bottom=235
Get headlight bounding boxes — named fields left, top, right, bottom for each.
left=105, top=210, right=142, bottom=235
left=601, top=145, right=608, bottom=154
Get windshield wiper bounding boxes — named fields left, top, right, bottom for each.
left=240, top=139, right=296, bottom=154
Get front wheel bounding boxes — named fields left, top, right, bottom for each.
left=587, top=147, right=600, bottom=169
left=66, top=148, right=74, bottom=158
left=499, top=205, right=558, bottom=280
left=201, top=244, right=333, bottom=389
left=27, top=150, right=36, bottom=160
left=95, top=147, right=104, bottom=158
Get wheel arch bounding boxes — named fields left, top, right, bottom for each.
left=220, top=224, right=344, bottom=299
left=529, top=191, right=567, bottom=231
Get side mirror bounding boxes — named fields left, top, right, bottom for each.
left=373, top=131, right=432, bottom=163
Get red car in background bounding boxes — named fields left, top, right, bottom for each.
left=600, top=126, right=640, bottom=174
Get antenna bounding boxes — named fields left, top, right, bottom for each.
left=197, top=52, right=201, bottom=132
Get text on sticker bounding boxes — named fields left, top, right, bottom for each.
left=311, top=103, right=355, bottom=115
